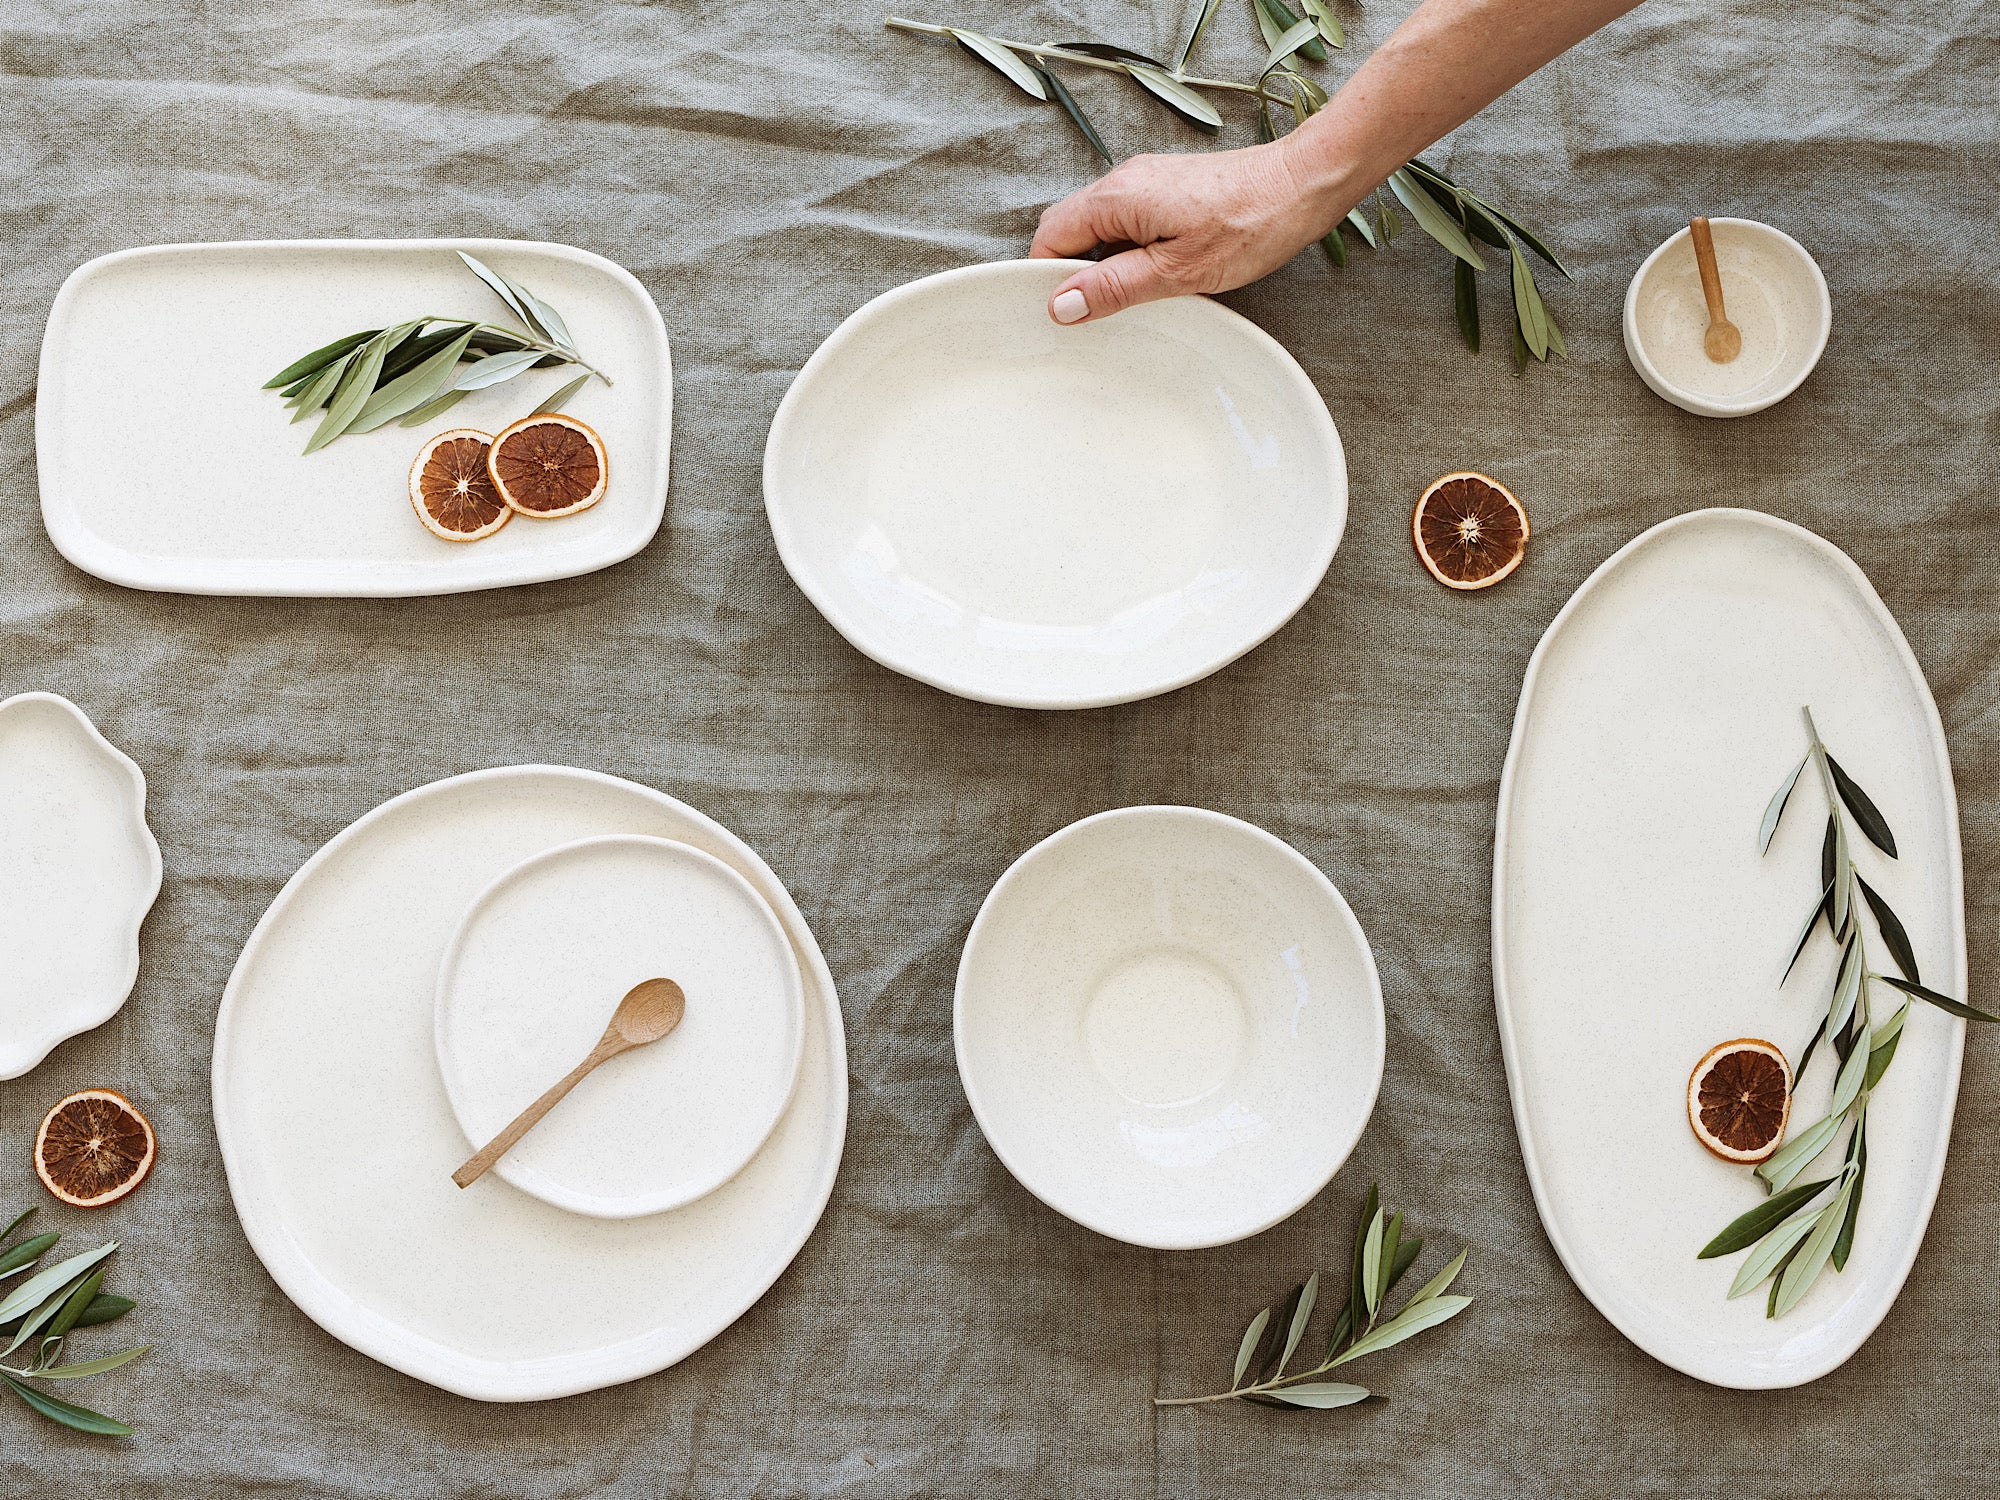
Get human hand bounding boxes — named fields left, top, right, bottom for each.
left=1027, top=141, right=1338, bottom=325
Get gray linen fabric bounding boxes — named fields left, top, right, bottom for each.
left=2, top=0, right=1996, bottom=1493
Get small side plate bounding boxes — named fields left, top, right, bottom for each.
left=37, top=239, right=671, bottom=596
left=434, top=835, right=806, bottom=1219
left=0, top=693, right=162, bottom=1078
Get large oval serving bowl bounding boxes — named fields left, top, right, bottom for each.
left=764, top=261, right=1347, bottom=709
left=956, top=806, right=1384, bottom=1248
left=1493, top=508, right=1965, bottom=1388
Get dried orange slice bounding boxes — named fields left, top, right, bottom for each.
left=35, top=1089, right=157, bottom=1208
left=1687, top=1039, right=1792, bottom=1163
left=410, top=428, right=510, bottom=541
left=1413, top=471, right=1529, bottom=589
left=487, top=413, right=607, bottom=518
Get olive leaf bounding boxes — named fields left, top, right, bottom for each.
left=1260, top=17, right=1321, bottom=76
left=1299, top=0, right=1344, bottom=48
left=1510, top=243, right=1548, bottom=360
left=0, top=1234, right=58, bottom=1281
left=1387, top=170, right=1485, bottom=270
left=1757, top=1112, right=1842, bottom=1193
left=949, top=28, right=1047, bottom=100
left=531, top=373, right=594, bottom=417
left=1267, top=1382, right=1369, bottom=1408
left=1759, top=751, right=1809, bottom=854
left=349, top=326, right=477, bottom=434
left=1876, top=975, right=2000, bottom=1023
left=1858, top=877, right=1919, bottom=982
left=1252, top=0, right=1327, bottom=61
left=1453, top=260, right=1480, bottom=352
left=1698, top=1176, right=1839, bottom=1259
left=264, top=328, right=379, bottom=389
left=453, top=349, right=547, bottom=392
left=1232, top=1306, right=1272, bottom=1386
left=1827, top=755, right=1897, bottom=858
left=1, top=1373, right=130, bottom=1437
left=1772, top=1178, right=1854, bottom=1316
left=1176, top=0, right=1225, bottom=72
left=1032, top=61, right=1113, bottom=166
left=1726, top=1204, right=1823, bottom=1299
left=1832, top=1127, right=1868, bottom=1271
left=1126, top=65, right=1223, bottom=131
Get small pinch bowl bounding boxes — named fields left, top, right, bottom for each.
left=955, top=806, right=1384, bottom=1249
left=1623, top=218, right=1831, bottom=419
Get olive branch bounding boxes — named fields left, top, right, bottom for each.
left=1697, top=708, right=1995, bottom=1316
left=887, top=0, right=1569, bottom=368
left=261, top=253, right=605, bottom=454
left=1154, top=1186, right=1472, bottom=1410
left=0, top=1208, right=149, bottom=1436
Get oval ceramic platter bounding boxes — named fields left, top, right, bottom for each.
left=0, top=693, right=162, bottom=1077
left=212, top=767, right=846, bottom=1401
left=1493, top=509, right=1964, bottom=1388
left=764, top=260, right=1346, bottom=710
left=38, top=240, right=670, bottom=596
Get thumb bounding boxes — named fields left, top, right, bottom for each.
left=1048, top=245, right=1185, bottom=326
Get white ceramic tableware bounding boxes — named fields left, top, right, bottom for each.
left=212, top=767, right=845, bottom=1402
left=955, top=806, right=1383, bottom=1249
left=1624, top=219, right=1830, bottom=418
left=435, top=835, right=806, bottom=1219
left=764, top=260, right=1347, bottom=709
left=0, top=692, right=162, bottom=1079
left=39, top=240, right=671, bottom=595
left=1494, top=508, right=1962, bottom=1388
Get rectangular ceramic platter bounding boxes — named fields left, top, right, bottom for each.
left=1493, top=509, right=1964, bottom=1389
left=37, top=240, right=671, bottom=596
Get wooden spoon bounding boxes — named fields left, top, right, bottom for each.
left=1689, top=217, right=1742, bottom=364
left=451, top=977, right=687, bottom=1190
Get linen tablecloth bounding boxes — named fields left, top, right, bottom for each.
left=3, top=0, right=1995, bottom=1493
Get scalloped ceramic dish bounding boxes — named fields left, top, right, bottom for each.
left=38, top=239, right=672, bottom=596
left=764, top=260, right=1347, bottom=709
left=1494, top=509, right=1963, bottom=1387
left=0, top=692, right=162, bottom=1078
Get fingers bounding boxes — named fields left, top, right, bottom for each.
left=1030, top=159, right=1166, bottom=261
left=1047, top=245, right=1186, bottom=324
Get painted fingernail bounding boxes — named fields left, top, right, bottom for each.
left=1052, top=288, right=1088, bottom=325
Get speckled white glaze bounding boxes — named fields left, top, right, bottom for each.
left=435, top=835, right=805, bottom=1219
left=955, top=807, right=1384, bottom=1249
left=764, top=260, right=1347, bottom=709
left=0, top=692, right=161, bottom=1079
left=1624, top=220, right=1830, bottom=418
left=211, top=767, right=846, bottom=1402
left=38, top=240, right=671, bottom=595
left=1494, top=509, right=1963, bottom=1388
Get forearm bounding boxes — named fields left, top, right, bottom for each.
left=1278, top=0, right=1644, bottom=226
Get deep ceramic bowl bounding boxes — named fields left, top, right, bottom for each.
left=955, top=806, right=1384, bottom=1249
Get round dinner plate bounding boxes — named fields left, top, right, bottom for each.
left=955, top=806, right=1384, bottom=1249
left=764, top=260, right=1347, bottom=710
left=212, top=767, right=846, bottom=1402
left=435, top=835, right=806, bottom=1219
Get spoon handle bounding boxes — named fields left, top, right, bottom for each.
left=452, top=1037, right=621, bottom=1189
left=1689, top=217, right=1728, bottom=324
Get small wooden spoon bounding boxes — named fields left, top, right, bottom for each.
left=451, top=977, right=687, bottom=1190
left=1689, top=217, right=1741, bottom=364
